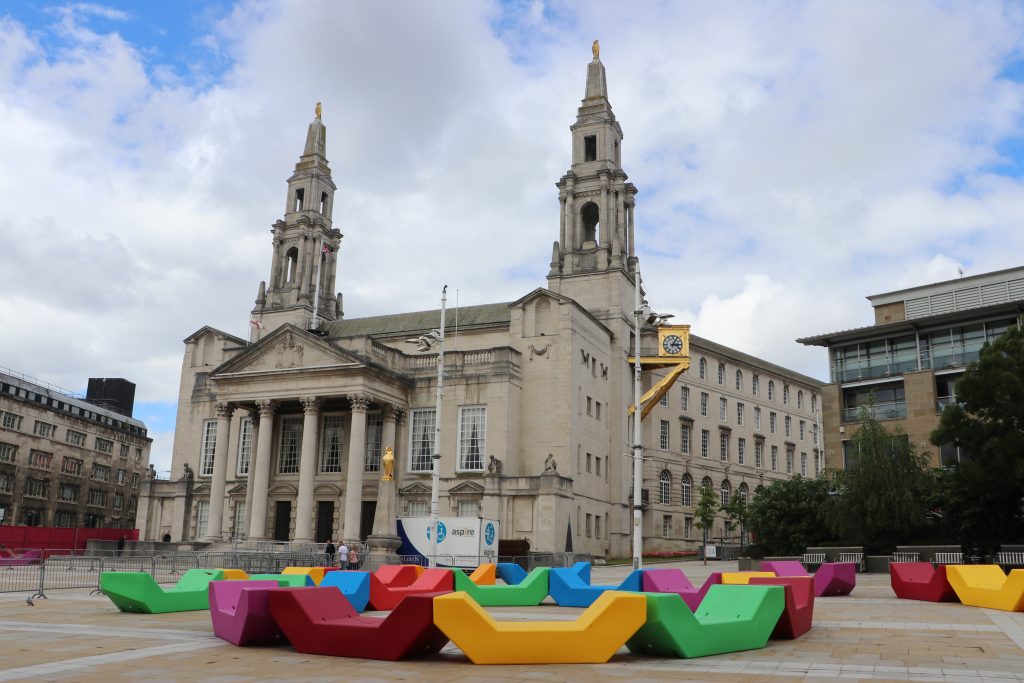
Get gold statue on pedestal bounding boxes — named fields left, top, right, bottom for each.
left=592, top=39, right=600, bottom=60
left=381, top=446, right=395, bottom=481
left=315, top=101, right=322, bottom=119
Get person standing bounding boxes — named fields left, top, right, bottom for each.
left=347, top=546, right=359, bottom=570
left=338, top=542, right=349, bottom=567
left=116, top=536, right=125, bottom=557
left=324, top=539, right=336, bottom=565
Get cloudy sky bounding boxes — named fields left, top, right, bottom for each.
left=2, top=1, right=1023, bottom=474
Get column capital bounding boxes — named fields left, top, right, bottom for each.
left=300, top=396, right=322, bottom=414
left=215, top=402, right=235, bottom=419
left=382, top=404, right=399, bottom=422
left=255, top=400, right=277, bottom=418
left=348, top=393, right=371, bottom=413
left=393, top=406, right=407, bottom=425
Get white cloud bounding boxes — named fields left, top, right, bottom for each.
left=0, top=0, right=1022, bottom=429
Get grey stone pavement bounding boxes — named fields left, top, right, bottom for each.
left=1, top=560, right=1023, bottom=682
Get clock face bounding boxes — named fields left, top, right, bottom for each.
left=662, top=334, right=683, bottom=355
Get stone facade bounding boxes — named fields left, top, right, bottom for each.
left=139, top=53, right=822, bottom=556
left=799, top=266, right=1024, bottom=470
left=0, top=370, right=151, bottom=529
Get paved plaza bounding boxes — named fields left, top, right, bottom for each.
left=1, top=561, right=1023, bottom=682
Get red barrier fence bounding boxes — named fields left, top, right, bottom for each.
left=0, top=526, right=138, bottom=552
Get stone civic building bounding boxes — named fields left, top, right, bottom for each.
left=799, top=266, right=1023, bottom=470
left=0, top=371, right=151, bottom=529
left=137, top=53, right=821, bottom=556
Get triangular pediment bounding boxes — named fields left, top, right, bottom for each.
left=191, top=483, right=210, bottom=495
left=449, top=480, right=485, bottom=496
left=211, top=324, right=366, bottom=376
left=268, top=483, right=297, bottom=495
left=399, top=481, right=431, bottom=496
left=227, top=483, right=247, bottom=495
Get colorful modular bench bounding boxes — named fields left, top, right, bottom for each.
left=102, top=561, right=808, bottom=663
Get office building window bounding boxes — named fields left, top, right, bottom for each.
left=701, top=430, right=710, bottom=458
left=720, top=480, right=731, bottom=507
left=0, top=441, right=16, bottom=463
left=700, top=392, right=708, bottom=417
left=684, top=516, right=693, bottom=540
left=681, top=424, right=690, bottom=454
left=457, top=406, right=486, bottom=471
left=783, top=384, right=790, bottom=405
left=660, top=470, right=671, bottom=504
left=195, top=500, right=209, bottom=539
left=752, top=375, right=759, bottom=396
left=199, top=420, right=217, bottom=476
left=768, top=380, right=775, bottom=400
left=120, top=443, right=130, bottom=459
left=365, top=412, right=384, bottom=472
left=699, top=358, right=706, bottom=379
left=87, top=488, right=107, bottom=507
left=91, top=463, right=110, bottom=482
left=737, top=403, right=744, bottom=425
left=277, top=416, right=303, bottom=474
left=754, top=407, right=761, bottom=431
left=662, top=514, right=672, bottom=537
left=719, top=397, right=728, bottom=422
left=659, top=420, right=670, bottom=450
left=319, top=415, right=343, bottom=473
left=409, top=410, right=436, bottom=472
left=95, top=437, right=113, bottom=454
left=408, top=500, right=428, bottom=517
left=54, top=510, right=76, bottom=527
left=800, top=420, right=806, bottom=440
left=659, top=393, right=668, bottom=407
left=717, top=363, right=725, bottom=385
left=66, top=429, right=86, bottom=447
left=797, top=390, right=804, bottom=410
left=0, top=472, right=12, bottom=494
left=33, top=421, right=54, bottom=438
left=735, top=369, right=743, bottom=391
left=786, top=446, right=794, bottom=474
left=233, top=501, right=247, bottom=538
left=28, top=449, right=52, bottom=469
left=237, top=417, right=253, bottom=476
left=785, top=416, right=792, bottom=437
left=720, top=432, right=729, bottom=461
left=458, top=500, right=481, bottom=518
left=771, top=445, right=778, bottom=471
left=738, top=438, right=746, bottom=465
left=770, top=412, right=777, bottom=434
left=58, top=484, right=78, bottom=502
left=681, top=474, right=692, bottom=507
left=681, top=386, right=689, bottom=412
left=116, top=468, right=126, bottom=485
left=755, top=441, right=763, bottom=468
left=800, top=452, right=808, bottom=476
left=1, top=411, right=23, bottom=431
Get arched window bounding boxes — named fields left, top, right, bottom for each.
left=797, top=390, right=804, bottom=410
left=659, top=470, right=671, bottom=504
left=783, top=384, right=790, bottom=405
left=738, top=482, right=749, bottom=505
left=701, top=476, right=713, bottom=492
left=681, top=474, right=692, bottom=507
left=580, top=202, right=600, bottom=244
left=768, top=380, right=775, bottom=400
left=735, top=369, right=743, bottom=391
left=717, top=363, right=725, bottom=385
left=284, top=246, right=299, bottom=284
left=752, top=375, right=759, bottom=396
left=698, top=358, right=706, bottom=380
left=720, top=480, right=731, bottom=507
left=811, top=394, right=818, bottom=413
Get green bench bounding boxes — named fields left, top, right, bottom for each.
left=453, top=566, right=550, bottom=606
left=100, top=569, right=224, bottom=614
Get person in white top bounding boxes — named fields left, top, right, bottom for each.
left=338, top=543, right=349, bottom=566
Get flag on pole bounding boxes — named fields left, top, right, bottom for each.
left=322, top=243, right=333, bottom=255
left=250, top=319, right=264, bottom=330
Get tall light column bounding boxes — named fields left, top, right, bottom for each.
left=429, top=286, right=447, bottom=568
left=294, top=396, right=321, bottom=542
left=631, top=264, right=644, bottom=571
left=342, top=394, right=370, bottom=541
left=248, top=400, right=276, bottom=540
left=205, top=402, right=234, bottom=542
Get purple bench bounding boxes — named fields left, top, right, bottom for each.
left=760, top=560, right=856, bottom=597
left=642, top=569, right=723, bottom=611
left=0, top=550, right=41, bottom=567
left=209, top=580, right=288, bottom=646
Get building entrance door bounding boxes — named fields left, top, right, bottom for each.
left=274, top=501, right=292, bottom=541
left=315, top=501, right=334, bottom=543
left=360, top=501, right=376, bottom=541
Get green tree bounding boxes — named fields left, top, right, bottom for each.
left=721, top=490, right=750, bottom=551
left=931, top=324, right=1024, bottom=552
left=833, top=411, right=931, bottom=553
left=693, top=484, right=718, bottom=565
left=747, top=476, right=833, bottom=555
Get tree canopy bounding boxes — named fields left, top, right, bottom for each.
left=747, top=476, right=833, bottom=555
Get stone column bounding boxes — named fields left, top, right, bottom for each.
left=627, top=201, right=635, bottom=261
left=243, top=409, right=259, bottom=537
left=294, top=396, right=321, bottom=542
left=600, top=186, right=610, bottom=249
left=269, top=237, right=282, bottom=289
left=205, top=402, right=234, bottom=542
left=611, top=190, right=622, bottom=267
left=558, top=196, right=566, bottom=250
left=566, top=190, right=575, bottom=249
left=248, top=400, right=276, bottom=540
left=342, top=394, right=370, bottom=541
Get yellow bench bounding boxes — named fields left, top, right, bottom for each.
left=282, top=566, right=328, bottom=586
left=721, top=571, right=776, bottom=585
left=947, top=565, right=1024, bottom=611
left=468, top=563, right=496, bottom=585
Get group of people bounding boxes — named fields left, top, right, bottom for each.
left=324, top=540, right=360, bottom=570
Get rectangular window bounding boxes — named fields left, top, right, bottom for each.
left=58, top=483, right=78, bottom=502
left=595, top=402, right=601, bottom=421
left=595, top=515, right=601, bottom=539
left=784, top=416, right=792, bottom=438
left=812, top=423, right=819, bottom=446
left=458, top=500, right=480, bottom=518
left=195, top=500, right=209, bottom=539
left=199, top=420, right=217, bottom=476
left=83, top=513, right=102, bottom=528
left=277, top=416, right=303, bottom=474
left=409, top=410, right=436, bottom=472
left=120, top=443, right=130, bottom=459
left=33, top=420, right=55, bottom=438
left=659, top=420, right=670, bottom=450
left=95, top=437, right=113, bottom=454
left=233, top=501, right=247, bottom=538
left=61, top=456, right=82, bottom=476
left=738, top=438, right=746, bottom=465
left=681, top=386, right=689, bottom=412
left=237, top=417, right=253, bottom=476
left=719, top=397, right=728, bottom=422
left=595, top=456, right=601, bottom=477
left=0, top=472, right=12, bottom=493
left=66, top=429, right=86, bottom=447
left=662, top=514, right=672, bottom=538
left=457, top=406, right=486, bottom=471
left=0, top=441, right=16, bottom=463
left=737, top=403, right=744, bottom=426
left=408, top=500, right=429, bottom=516
left=54, top=510, right=76, bottom=527
left=319, top=415, right=344, bottom=473
left=700, top=392, right=708, bottom=417
left=754, top=407, right=761, bottom=431
left=135, top=447, right=142, bottom=463
left=132, top=472, right=139, bottom=488
left=800, top=452, right=808, bottom=476
left=659, top=393, right=668, bottom=407
left=680, top=425, right=690, bottom=455
left=116, top=468, right=127, bottom=485
left=755, top=441, right=763, bottom=468
left=684, top=516, right=693, bottom=540
left=28, top=449, right=52, bottom=469
left=770, top=412, right=777, bottom=434
left=786, top=447, right=794, bottom=474
left=771, top=445, right=778, bottom=471
left=113, top=492, right=124, bottom=510
left=701, top=429, right=710, bottom=458
left=87, top=488, right=106, bottom=507
left=586, top=453, right=592, bottom=473
left=719, top=433, right=729, bottom=462
left=91, top=463, right=110, bottom=482
left=365, top=412, right=384, bottom=472
left=585, top=513, right=593, bottom=538
left=584, top=134, right=597, bottom=161
left=586, top=396, right=592, bottom=416
left=25, top=478, right=48, bottom=498
left=1, top=411, right=23, bottom=431
left=799, top=420, right=806, bottom=440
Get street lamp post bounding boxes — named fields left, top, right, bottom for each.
left=429, top=286, right=447, bottom=568
left=632, top=266, right=644, bottom=571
